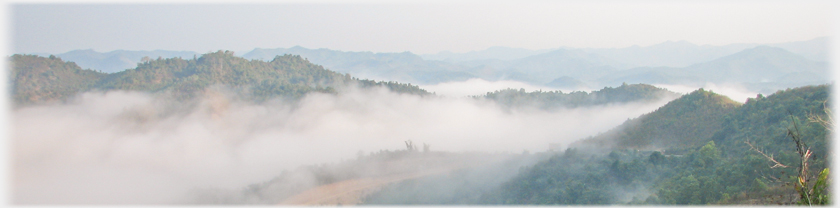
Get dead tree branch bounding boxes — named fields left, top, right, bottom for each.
left=745, top=139, right=790, bottom=169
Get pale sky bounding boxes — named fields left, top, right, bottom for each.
left=9, top=1, right=835, bottom=55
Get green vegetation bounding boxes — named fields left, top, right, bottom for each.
left=10, top=51, right=429, bottom=106
left=573, top=88, right=741, bottom=153
left=10, top=55, right=107, bottom=105
left=478, top=83, right=679, bottom=109
left=493, top=84, right=831, bottom=205
left=482, top=148, right=659, bottom=204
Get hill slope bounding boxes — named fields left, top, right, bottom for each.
left=496, top=84, right=831, bottom=205
left=10, top=55, right=107, bottom=105
left=571, top=89, right=741, bottom=152
left=11, top=51, right=429, bottom=106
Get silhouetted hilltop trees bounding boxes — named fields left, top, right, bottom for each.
left=10, top=51, right=429, bottom=106
left=478, top=83, right=679, bottom=109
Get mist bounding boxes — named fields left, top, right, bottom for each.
left=13, top=86, right=676, bottom=204
left=653, top=83, right=760, bottom=103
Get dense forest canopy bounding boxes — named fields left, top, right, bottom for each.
left=478, top=83, right=680, bottom=110
left=492, top=84, right=832, bottom=205
left=571, top=88, right=742, bottom=152
left=9, top=51, right=429, bottom=106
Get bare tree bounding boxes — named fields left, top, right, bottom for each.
left=746, top=112, right=831, bottom=205
left=744, top=139, right=789, bottom=169
left=404, top=140, right=416, bottom=152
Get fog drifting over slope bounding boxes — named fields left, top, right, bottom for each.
left=13, top=86, right=675, bottom=204
left=654, top=83, right=759, bottom=103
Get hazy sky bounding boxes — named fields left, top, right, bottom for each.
left=10, top=1, right=834, bottom=55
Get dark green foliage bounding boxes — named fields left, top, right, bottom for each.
left=573, top=88, right=741, bottom=152
left=803, top=168, right=830, bottom=205
left=483, top=149, right=656, bottom=205
left=10, top=51, right=430, bottom=106
left=492, top=85, right=831, bottom=205
left=479, top=83, right=679, bottom=110
left=10, top=54, right=107, bottom=105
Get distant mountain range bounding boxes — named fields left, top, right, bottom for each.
left=241, top=47, right=475, bottom=85
left=425, top=37, right=828, bottom=67
left=597, top=46, right=829, bottom=90
left=420, top=46, right=553, bottom=62
left=25, top=37, right=830, bottom=95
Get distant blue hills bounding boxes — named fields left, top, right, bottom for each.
left=24, top=37, right=831, bottom=95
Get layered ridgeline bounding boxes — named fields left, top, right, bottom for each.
left=243, top=47, right=475, bottom=85
left=489, top=85, right=831, bottom=205
left=10, top=51, right=429, bottom=106
left=597, top=46, right=830, bottom=91
left=36, top=38, right=828, bottom=92
left=478, top=83, right=680, bottom=110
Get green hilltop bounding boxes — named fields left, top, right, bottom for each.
left=571, top=88, right=741, bottom=153
left=10, top=51, right=429, bottom=106
left=498, top=84, right=831, bottom=205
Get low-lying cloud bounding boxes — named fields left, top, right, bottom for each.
left=654, top=83, right=760, bottom=103
left=13, top=86, right=675, bottom=204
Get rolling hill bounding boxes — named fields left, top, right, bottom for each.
left=494, top=84, right=831, bottom=205
left=570, top=88, right=741, bottom=153
left=10, top=51, right=429, bottom=106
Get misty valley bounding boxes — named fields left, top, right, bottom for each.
left=10, top=40, right=832, bottom=205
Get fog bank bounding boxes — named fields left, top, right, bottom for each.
left=13, top=86, right=675, bottom=204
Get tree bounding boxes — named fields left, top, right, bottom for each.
left=746, top=114, right=831, bottom=205
left=648, top=151, right=665, bottom=166
left=788, top=115, right=830, bottom=205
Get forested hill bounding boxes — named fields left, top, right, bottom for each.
left=492, top=84, right=831, bottom=205
left=11, top=54, right=107, bottom=105
left=10, top=51, right=429, bottom=106
left=571, top=85, right=830, bottom=155
left=571, top=88, right=741, bottom=152
left=478, top=83, right=680, bottom=109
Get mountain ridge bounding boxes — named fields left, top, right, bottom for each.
left=10, top=51, right=430, bottom=106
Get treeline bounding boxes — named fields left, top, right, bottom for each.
left=10, top=51, right=429, bottom=106
left=478, top=83, right=680, bottom=109
left=493, top=84, right=831, bottom=205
